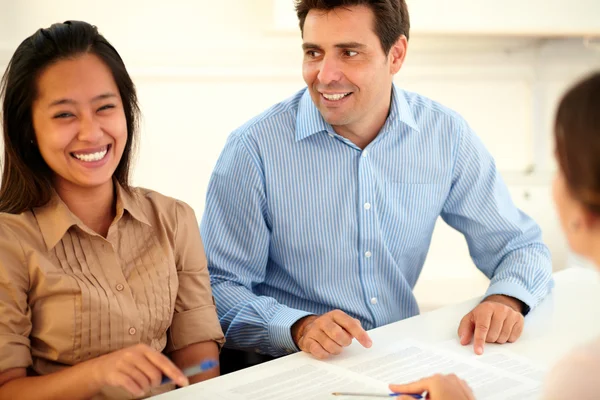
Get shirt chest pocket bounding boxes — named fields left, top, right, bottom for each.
left=381, top=183, right=446, bottom=254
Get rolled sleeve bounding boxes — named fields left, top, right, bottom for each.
left=165, top=202, right=225, bottom=353
left=0, top=227, right=33, bottom=372
left=166, top=305, right=225, bottom=352
left=0, top=334, right=32, bottom=372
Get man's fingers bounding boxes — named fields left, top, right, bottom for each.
left=323, top=320, right=353, bottom=347
left=486, top=309, right=505, bottom=343
left=458, top=313, right=474, bottom=345
left=496, top=313, right=519, bottom=344
left=303, top=337, right=330, bottom=360
left=332, top=311, right=372, bottom=348
left=310, top=328, right=344, bottom=355
left=472, top=310, right=493, bottom=355
left=508, top=317, right=525, bottom=343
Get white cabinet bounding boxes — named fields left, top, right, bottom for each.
left=273, top=0, right=600, bottom=36
left=407, top=0, right=600, bottom=36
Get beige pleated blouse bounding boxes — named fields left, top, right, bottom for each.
left=0, top=184, right=224, bottom=398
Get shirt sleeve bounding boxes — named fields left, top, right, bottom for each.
left=440, top=121, right=554, bottom=313
left=164, top=201, right=225, bottom=353
left=0, top=227, right=33, bottom=372
left=201, top=135, right=312, bottom=357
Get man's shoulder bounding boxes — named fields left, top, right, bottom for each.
left=230, top=88, right=307, bottom=143
left=400, top=89, right=469, bottom=131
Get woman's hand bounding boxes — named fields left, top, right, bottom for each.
left=89, top=343, right=188, bottom=397
left=390, top=374, right=475, bottom=400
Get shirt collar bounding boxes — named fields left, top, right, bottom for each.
left=295, top=89, right=331, bottom=141
left=34, top=181, right=151, bottom=251
left=115, top=182, right=152, bottom=228
left=295, top=84, right=420, bottom=142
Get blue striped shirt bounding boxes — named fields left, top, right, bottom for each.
left=201, top=85, right=554, bottom=357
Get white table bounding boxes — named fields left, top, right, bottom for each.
left=153, top=267, right=600, bottom=398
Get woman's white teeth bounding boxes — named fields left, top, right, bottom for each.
left=323, top=93, right=350, bottom=101
left=73, top=148, right=108, bottom=162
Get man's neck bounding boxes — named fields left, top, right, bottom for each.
left=54, top=179, right=116, bottom=238
left=332, top=89, right=393, bottom=150
left=333, top=123, right=383, bottom=149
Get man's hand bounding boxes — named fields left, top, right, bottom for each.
left=458, top=295, right=525, bottom=355
left=291, top=310, right=372, bottom=359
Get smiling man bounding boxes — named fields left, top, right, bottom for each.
left=201, top=0, right=553, bottom=367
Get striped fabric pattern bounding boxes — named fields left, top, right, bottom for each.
left=201, top=85, right=554, bottom=357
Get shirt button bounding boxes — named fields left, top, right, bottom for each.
left=128, top=327, right=137, bottom=335
left=116, top=283, right=124, bottom=291
left=371, top=297, right=378, bottom=305
left=364, top=203, right=371, bottom=210
left=362, top=150, right=368, bottom=158
left=365, top=251, right=372, bottom=258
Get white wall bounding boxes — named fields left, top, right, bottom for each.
left=1, top=0, right=600, bottom=310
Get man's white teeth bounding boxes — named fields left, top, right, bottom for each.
left=73, top=148, right=108, bottom=162
left=323, top=93, right=350, bottom=101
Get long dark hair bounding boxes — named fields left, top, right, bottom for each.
left=554, top=72, right=600, bottom=214
left=0, top=20, right=140, bottom=214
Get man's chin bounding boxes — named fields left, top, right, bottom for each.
left=320, top=111, right=352, bottom=127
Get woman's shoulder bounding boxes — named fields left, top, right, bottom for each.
left=542, top=337, right=600, bottom=399
left=0, top=211, right=42, bottom=277
left=127, top=187, right=197, bottom=226
left=130, top=187, right=193, bottom=211
left=0, top=210, right=41, bottom=242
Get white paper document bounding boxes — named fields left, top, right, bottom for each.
left=153, top=340, right=545, bottom=400
left=339, top=340, right=544, bottom=399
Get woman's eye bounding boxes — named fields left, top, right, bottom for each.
left=53, top=112, right=73, bottom=119
left=98, top=104, right=115, bottom=112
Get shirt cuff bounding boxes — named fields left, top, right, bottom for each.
left=484, top=281, right=537, bottom=316
left=268, top=307, right=314, bottom=356
left=165, top=305, right=225, bottom=353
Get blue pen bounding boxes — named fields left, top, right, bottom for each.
left=331, top=391, right=427, bottom=399
left=161, top=359, right=219, bottom=385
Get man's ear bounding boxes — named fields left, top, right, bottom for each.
left=389, top=35, right=408, bottom=75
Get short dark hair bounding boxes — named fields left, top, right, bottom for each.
left=0, top=20, right=140, bottom=214
left=295, top=0, right=410, bottom=54
left=554, top=71, right=600, bottom=214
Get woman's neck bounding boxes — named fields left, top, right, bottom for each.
left=54, top=179, right=116, bottom=238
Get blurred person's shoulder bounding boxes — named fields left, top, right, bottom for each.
left=542, top=336, right=600, bottom=400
